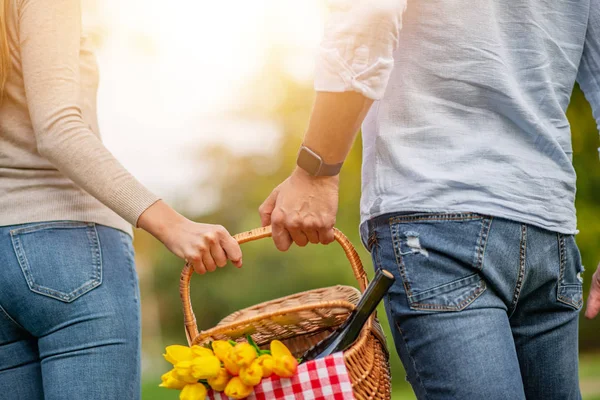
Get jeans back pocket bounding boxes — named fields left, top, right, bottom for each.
left=10, top=221, right=103, bottom=303
left=390, top=213, right=491, bottom=312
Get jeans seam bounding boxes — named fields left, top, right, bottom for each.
left=475, top=216, right=493, bottom=271
left=9, top=221, right=93, bottom=235
left=395, top=321, right=429, bottom=399
left=0, top=303, right=26, bottom=331
left=556, top=233, right=583, bottom=309
left=410, top=280, right=487, bottom=311
left=390, top=212, right=483, bottom=224
left=558, top=233, right=566, bottom=284
left=390, top=222, right=414, bottom=298
left=119, top=231, right=138, bottom=302
left=367, top=230, right=378, bottom=254
left=118, top=231, right=140, bottom=399
left=509, top=225, right=527, bottom=318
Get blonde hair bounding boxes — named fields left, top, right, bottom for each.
left=0, top=0, right=10, bottom=95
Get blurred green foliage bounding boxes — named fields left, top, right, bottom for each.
left=140, top=59, right=599, bottom=394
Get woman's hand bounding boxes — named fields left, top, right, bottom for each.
left=138, top=201, right=242, bottom=274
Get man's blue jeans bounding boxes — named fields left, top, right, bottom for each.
left=365, top=212, right=582, bottom=399
left=0, top=222, right=141, bottom=399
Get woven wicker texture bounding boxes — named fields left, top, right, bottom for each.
left=180, top=226, right=391, bottom=400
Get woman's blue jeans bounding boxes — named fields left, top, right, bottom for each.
left=0, top=222, right=141, bottom=399
left=366, top=212, right=583, bottom=400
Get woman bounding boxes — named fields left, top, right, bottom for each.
left=0, top=0, right=242, bottom=398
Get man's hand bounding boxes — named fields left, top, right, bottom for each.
left=257, top=92, right=372, bottom=251
left=259, top=168, right=340, bottom=251
left=585, top=263, right=600, bottom=319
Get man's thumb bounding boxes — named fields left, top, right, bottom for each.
left=259, top=187, right=279, bottom=227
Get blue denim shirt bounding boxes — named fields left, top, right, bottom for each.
left=316, top=1, right=600, bottom=236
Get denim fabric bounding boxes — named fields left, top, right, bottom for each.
left=366, top=212, right=582, bottom=400
left=0, top=221, right=141, bottom=400
left=360, top=1, right=600, bottom=235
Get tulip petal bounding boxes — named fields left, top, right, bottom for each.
left=164, top=345, right=194, bottom=365
left=270, top=340, right=293, bottom=360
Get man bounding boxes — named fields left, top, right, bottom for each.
left=259, top=1, right=600, bottom=399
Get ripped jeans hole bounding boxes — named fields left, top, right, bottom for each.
left=400, top=232, right=429, bottom=257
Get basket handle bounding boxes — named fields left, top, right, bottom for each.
left=179, top=225, right=369, bottom=345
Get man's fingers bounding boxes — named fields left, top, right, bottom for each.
left=305, top=230, right=320, bottom=244
left=259, top=188, right=279, bottom=227
left=289, top=229, right=309, bottom=247
left=318, top=227, right=335, bottom=245
left=222, top=236, right=243, bottom=268
left=272, top=223, right=293, bottom=251
left=585, top=290, right=600, bottom=319
left=585, top=269, right=600, bottom=319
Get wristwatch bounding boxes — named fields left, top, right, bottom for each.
left=296, top=145, right=344, bottom=177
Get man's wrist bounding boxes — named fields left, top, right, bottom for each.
left=292, top=166, right=339, bottom=182
left=296, top=144, right=344, bottom=177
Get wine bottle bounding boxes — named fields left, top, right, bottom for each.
left=301, top=269, right=395, bottom=361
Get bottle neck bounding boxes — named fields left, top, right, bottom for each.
left=336, top=269, right=394, bottom=341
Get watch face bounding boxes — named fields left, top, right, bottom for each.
left=297, top=147, right=322, bottom=175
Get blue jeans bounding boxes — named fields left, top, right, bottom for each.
left=365, top=213, right=582, bottom=399
left=0, top=222, right=141, bottom=399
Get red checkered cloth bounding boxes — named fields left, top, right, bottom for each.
left=207, top=352, right=355, bottom=400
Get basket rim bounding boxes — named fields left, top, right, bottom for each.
left=191, top=298, right=357, bottom=345
left=217, top=284, right=360, bottom=321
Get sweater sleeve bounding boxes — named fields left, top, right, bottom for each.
left=18, top=0, right=160, bottom=226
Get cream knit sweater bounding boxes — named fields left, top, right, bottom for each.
left=0, top=0, right=160, bottom=235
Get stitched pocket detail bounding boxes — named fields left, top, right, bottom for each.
left=10, top=221, right=102, bottom=303
left=390, top=214, right=491, bottom=312
left=557, top=234, right=583, bottom=310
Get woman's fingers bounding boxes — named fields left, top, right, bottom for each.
left=210, top=241, right=228, bottom=268
left=202, top=250, right=217, bottom=272
left=221, top=235, right=243, bottom=268
left=188, top=258, right=206, bottom=275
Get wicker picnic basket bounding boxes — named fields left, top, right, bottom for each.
left=179, top=226, right=391, bottom=400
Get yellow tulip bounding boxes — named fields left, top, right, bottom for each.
left=270, top=340, right=298, bottom=378
left=223, top=348, right=241, bottom=376
left=231, top=342, right=257, bottom=367
left=207, top=368, right=231, bottom=392
left=164, top=345, right=194, bottom=366
left=270, top=340, right=293, bottom=359
left=174, top=361, right=199, bottom=384
left=255, top=354, right=274, bottom=378
left=191, top=345, right=214, bottom=358
left=212, top=340, right=234, bottom=363
left=159, top=369, right=187, bottom=390
left=224, top=377, right=254, bottom=399
left=191, top=355, right=221, bottom=380
left=273, top=354, right=298, bottom=378
left=179, top=383, right=207, bottom=400
left=239, top=359, right=263, bottom=386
